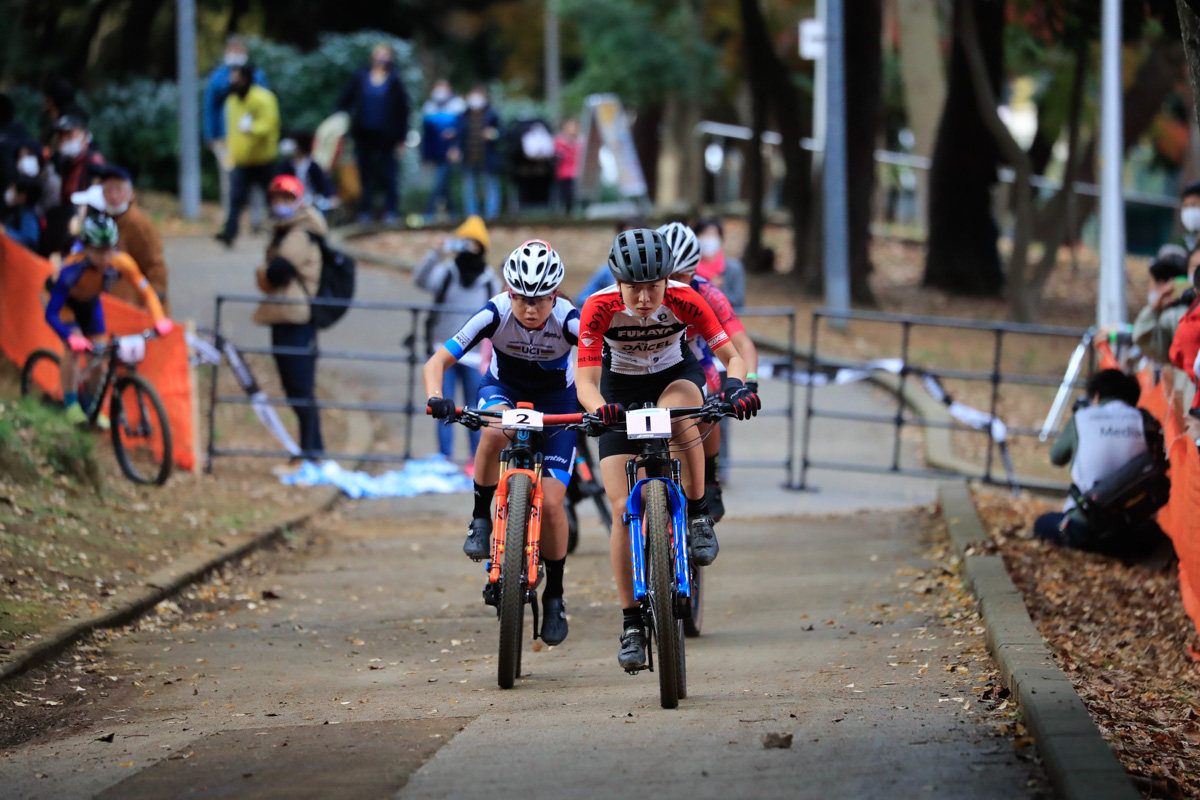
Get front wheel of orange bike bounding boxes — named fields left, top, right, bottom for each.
left=497, top=472, right=531, bottom=689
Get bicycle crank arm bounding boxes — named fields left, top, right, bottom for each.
left=528, top=589, right=539, bottom=640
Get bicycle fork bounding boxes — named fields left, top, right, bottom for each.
left=486, top=455, right=545, bottom=633
left=624, top=475, right=692, bottom=608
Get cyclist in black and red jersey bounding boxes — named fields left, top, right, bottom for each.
left=576, top=228, right=760, bottom=669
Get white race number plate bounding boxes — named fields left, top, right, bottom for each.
left=117, top=335, right=147, bottom=364
left=501, top=408, right=544, bottom=430
left=626, top=407, right=672, bottom=439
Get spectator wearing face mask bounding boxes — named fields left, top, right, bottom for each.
left=277, top=132, right=336, bottom=213
left=2, top=177, right=42, bottom=251
left=254, top=175, right=328, bottom=460
left=414, top=214, right=499, bottom=464
left=1134, top=247, right=1200, bottom=364
left=1181, top=182, right=1200, bottom=251
left=14, top=140, right=60, bottom=229
left=450, top=86, right=503, bottom=221
left=421, top=79, right=465, bottom=220
left=337, top=43, right=411, bottom=224
left=204, top=35, right=269, bottom=226
left=693, top=217, right=746, bottom=309
left=96, top=165, right=169, bottom=314
left=216, top=63, right=280, bottom=248
left=45, top=108, right=104, bottom=255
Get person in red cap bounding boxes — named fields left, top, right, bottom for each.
left=253, top=174, right=327, bottom=459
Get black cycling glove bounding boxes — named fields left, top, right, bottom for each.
left=596, top=403, right=626, bottom=426
left=746, top=380, right=759, bottom=395
left=427, top=396, right=457, bottom=420
left=723, top=378, right=761, bottom=420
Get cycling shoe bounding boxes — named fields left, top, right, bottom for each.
left=688, top=515, right=719, bottom=566
left=541, top=597, right=568, bottom=646
left=463, top=517, right=492, bottom=561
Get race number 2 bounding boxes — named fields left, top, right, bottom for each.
left=501, top=408, right=544, bottom=430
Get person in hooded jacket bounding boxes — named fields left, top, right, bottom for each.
left=254, top=175, right=326, bottom=459
left=216, top=63, right=280, bottom=247
left=414, top=215, right=499, bottom=466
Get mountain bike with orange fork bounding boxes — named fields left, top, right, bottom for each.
left=430, top=402, right=581, bottom=689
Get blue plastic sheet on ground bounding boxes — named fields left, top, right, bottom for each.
left=277, top=456, right=473, bottom=499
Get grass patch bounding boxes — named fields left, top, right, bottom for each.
left=0, top=397, right=102, bottom=490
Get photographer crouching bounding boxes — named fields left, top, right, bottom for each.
left=1035, top=369, right=1171, bottom=561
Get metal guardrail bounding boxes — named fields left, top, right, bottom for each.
left=696, top=120, right=1181, bottom=210
left=799, top=308, right=1094, bottom=492
left=205, top=294, right=802, bottom=487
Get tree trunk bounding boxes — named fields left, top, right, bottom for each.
left=739, top=0, right=812, bottom=279
left=743, top=75, right=768, bottom=273
left=227, top=0, right=252, bottom=36
left=1179, top=0, right=1200, bottom=125
left=923, top=0, right=1005, bottom=296
left=63, top=0, right=121, bottom=85
left=631, top=105, right=663, bottom=203
left=118, top=0, right=170, bottom=77
left=845, top=0, right=882, bottom=305
left=955, top=0, right=1035, bottom=319
left=895, top=0, right=945, bottom=234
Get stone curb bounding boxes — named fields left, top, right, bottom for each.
left=937, top=481, right=1139, bottom=800
left=0, top=388, right=373, bottom=686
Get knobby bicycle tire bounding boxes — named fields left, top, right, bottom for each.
left=497, top=472, right=531, bottom=689
left=684, top=563, right=704, bottom=638
left=646, top=480, right=681, bottom=709
left=20, top=349, right=62, bottom=404
left=111, top=374, right=173, bottom=486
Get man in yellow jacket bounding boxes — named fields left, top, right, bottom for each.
left=216, top=63, right=279, bottom=247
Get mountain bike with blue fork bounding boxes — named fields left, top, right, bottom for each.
left=571, top=396, right=729, bottom=708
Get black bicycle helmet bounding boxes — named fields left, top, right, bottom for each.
left=80, top=213, right=119, bottom=248
left=607, top=228, right=673, bottom=283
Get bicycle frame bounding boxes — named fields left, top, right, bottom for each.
left=490, top=430, right=546, bottom=592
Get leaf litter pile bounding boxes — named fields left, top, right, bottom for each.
left=972, top=487, right=1200, bottom=799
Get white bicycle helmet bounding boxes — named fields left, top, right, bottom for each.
left=503, top=239, right=565, bottom=296
left=657, top=221, right=701, bottom=278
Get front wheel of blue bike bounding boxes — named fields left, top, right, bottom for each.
left=645, top=480, right=681, bottom=709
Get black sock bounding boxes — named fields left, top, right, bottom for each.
left=687, top=496, right=710, bottom=518
left=704, top=454, right=719, bottom=485
left=543, top=558, right=565, bottom=600
left=472, top=482, right=496, bottom=519
left=622, top=606, right=642, bottom=632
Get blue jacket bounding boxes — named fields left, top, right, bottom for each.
left=455, top=106, right=503, bottom=172
left=203, top=64, right=268, bottom=143
left=421, top=96, right=465, bottom=163
left=3, top=207, right=40, bottom=251
left=337, top=67, right=411, bottom=146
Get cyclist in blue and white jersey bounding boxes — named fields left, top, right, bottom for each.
left=423, top=240, right=579, bottom=645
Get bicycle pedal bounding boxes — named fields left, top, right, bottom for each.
left=481, top=583, right=499, bottom=607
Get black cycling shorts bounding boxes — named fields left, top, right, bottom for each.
left=597, top=358, right=706, bottom=460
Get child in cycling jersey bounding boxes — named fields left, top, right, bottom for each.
left=575, top=228, right=760, bottom=671
left=423, top=240, right=579, bottom=646
left=44, top=213, right=173, bottom=425
left=657, top=222, right=760, bottom=523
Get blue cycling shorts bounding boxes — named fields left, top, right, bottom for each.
left=478, top=379, right=577, bottom=486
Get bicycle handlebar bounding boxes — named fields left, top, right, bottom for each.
left=91, top=328, right=161, bottom=356
left=425, top=401, right=732, bottom=431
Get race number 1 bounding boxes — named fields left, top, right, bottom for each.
left=501, top=408, right=544, bottom=430
left=626, top=408, right=672, bottom=439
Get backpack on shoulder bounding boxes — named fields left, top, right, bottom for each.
left=306, top=232, right=356, bottom=330
left=1069, top=448, right=1170, bottom=542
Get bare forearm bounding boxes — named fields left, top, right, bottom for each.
left=423, top=348, right=456, bottom=398
left=576, top=366, right=606, bottom=412
left=730, top=331, right=759, bottom=376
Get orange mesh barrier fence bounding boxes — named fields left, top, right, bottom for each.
left=0, top=235, right=195, bottom=471
left=1138, top=369, right=1200, bottom=654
